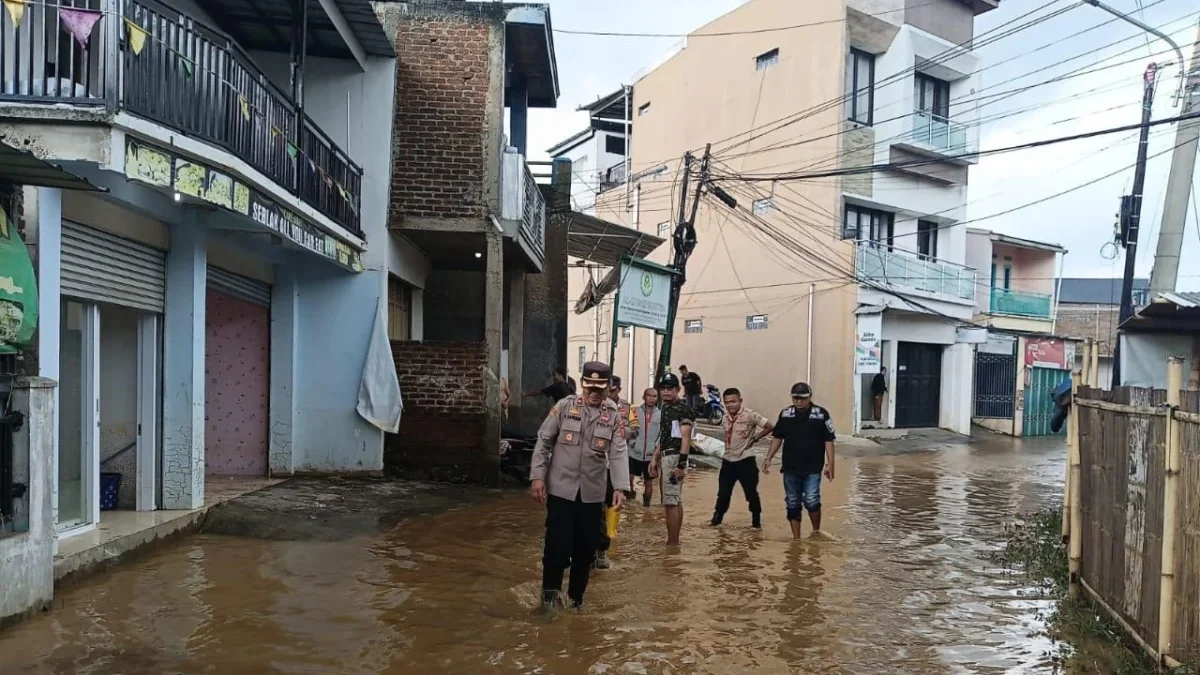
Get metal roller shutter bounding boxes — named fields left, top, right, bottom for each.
left=61, top=221, right=166, bottom=313
left=207, top=266, right=271, bottom=307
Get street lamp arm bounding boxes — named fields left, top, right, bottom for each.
left=1081, top=0, right=1186, bottom=101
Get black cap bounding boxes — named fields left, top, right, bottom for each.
left=658, top=372, right=680, bottom=388
left=611, top=375, right=622, bottom=389
left=790, top=382, right=812, bottom=398
left=580, top=362, right=612, bottom=389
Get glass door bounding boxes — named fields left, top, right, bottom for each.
left=57, top=299, right=99, bottom=532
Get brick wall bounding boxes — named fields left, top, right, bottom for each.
left=384, top=2, right=501, bottom=222
left=386, top=340, right=499, bottom=483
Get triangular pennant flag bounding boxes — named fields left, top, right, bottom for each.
left=58, top=7, right=102, bottom=48
left=285, top=142, right=297, bottom=160
left=306, top=157, right=316, bottom=174
left=238, top=96, right=250, bottom=121
left=323, top=173, right=332, bottom=188
left=180, top=57, right=193, bottom=80
left=123, top=19, right=148, bottom=55
left=4, top=0, right=25, bottom=28
left=336, top=183, right=348, bottom=201
left=270, top=125, right=281, bottom=138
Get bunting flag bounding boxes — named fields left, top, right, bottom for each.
left=305, top=156, right=316, bottom=173
left=59, top=7, right=102, bottom=48
left=239, top=96, right=250, bottom=121
left=336, top=182, right=348, bottom=201
left=3, top=0, right=24, bottom=28
left=179, top=56, right=193, bottom=80
left=124, top=18, right=148, bottom=55
left=285, top=142, right=297, bottom=160
left=322, top=173, right=333, bottom=188
left=270, top=126, right=281, bottom=138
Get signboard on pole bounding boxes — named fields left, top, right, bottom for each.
left=855, top=312, right=882, bottom=374
left=615, top=259, right=673, bottom=332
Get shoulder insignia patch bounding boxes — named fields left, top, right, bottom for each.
left=782, top=407, right=796, bottom=418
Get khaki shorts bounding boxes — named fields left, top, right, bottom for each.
left=660, top=454, right=686, bottom=506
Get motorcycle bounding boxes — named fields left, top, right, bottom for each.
left=696, top=383, right=725, bottom=425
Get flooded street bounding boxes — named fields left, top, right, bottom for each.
left=2, top=434, right=1067, bottom=674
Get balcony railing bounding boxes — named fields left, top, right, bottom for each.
left=599, top=162, right=627, bottom=193
left=856, top=241, right=976, bottom=301
left=989, top=287, right=1053, bottom=318
left=906, top=111, right=974, bottom=157
left=500, top=149, right=545, bottom=265
left=0, top=0, right=362, bottom=236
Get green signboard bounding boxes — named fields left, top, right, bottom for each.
left=0, top=206, right=38, bottom=354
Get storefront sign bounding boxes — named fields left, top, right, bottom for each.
left=855, top=312, right=882, bottom=374
left=124, top=138, right=362, bottom=272
left=615, top=260, right=672, bottom=332
left=0, top=206, right=38, bottom=353
left=1024, top=337, right=1075, bottom=369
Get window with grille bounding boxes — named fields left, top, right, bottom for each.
left=746, top=314, right=769, bottom=331
left=387, top=275, right=412, bottom=341
left=846, top=49, right=875, bottom=125
left=755, top=48, right=779, bottom=71
left=684, top=319, right=703, bottom=334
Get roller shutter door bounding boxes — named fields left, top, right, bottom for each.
left=61, top=221, right=166, bottom=313
left=207, top=266, right=271, bottom=307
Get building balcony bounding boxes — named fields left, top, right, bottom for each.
left=989, top=287, right=1053, bottom=319
left=599, top=163, right=627, bottom=194
left=0, top=0, right=363, bottom=237
left=500, top=149, right=546, bottom=270
left=893, top=111, right=978, bottom=165
left=856, top=242, right=976, bottom=302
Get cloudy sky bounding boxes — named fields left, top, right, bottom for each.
left=522, top=0, right=1200, bottom=289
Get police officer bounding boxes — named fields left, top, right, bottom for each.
left=594, top=375, right=635, bottom=570
left=530, top=361, right=630, bottom=610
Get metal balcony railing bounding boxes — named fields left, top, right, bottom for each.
left=856, top=241, right=976, bottom=301
left=989, top=287, right=1053, bottom=318
left=0, top=0, right=363, bottom=236
left=599, top=162, right=627, bottom=193
left=500, top=149, right=546, bottom=265
left=907, top=111, right=973, bottom=157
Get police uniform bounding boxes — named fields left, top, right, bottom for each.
left=530, top=362, right=631, bottom=607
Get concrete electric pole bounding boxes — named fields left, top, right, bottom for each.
left=1149, top=21, right=1200, bottom=296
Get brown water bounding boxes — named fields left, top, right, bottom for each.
left=2, top=435, right=1067, bottom=674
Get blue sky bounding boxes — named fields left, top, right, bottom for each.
left=523, top=0, right=1200, bottom=287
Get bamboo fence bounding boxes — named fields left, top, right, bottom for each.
left=1067, top=354, right=1197, bottom=669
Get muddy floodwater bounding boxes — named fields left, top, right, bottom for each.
left=2, top=434, right=1067, bottom=674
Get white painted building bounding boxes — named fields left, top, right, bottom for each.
left=547, top=88, right=631, bottom=215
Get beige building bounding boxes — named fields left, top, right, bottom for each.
left=555, top=0, right=999, bottom=434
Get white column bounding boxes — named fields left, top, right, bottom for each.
left=136, top=314, right=158, bottom=511
left=269, top=265, right=297, bottom=476
left=34, top=188, right=61, bottom=528
left=162, top=222, right=206, bottom=509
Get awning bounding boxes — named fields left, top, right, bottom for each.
left=566, top=211, right=664, bottom=267
left=574, top=256, right=678, bottom=316
left=0, top=141, right=102, bottom=191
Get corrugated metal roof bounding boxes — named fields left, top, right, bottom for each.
left=566, top=211, right=663, bottom=266
left=0, top=141, right=102, bottom=192
left=198, top=0, right=394, bottom=60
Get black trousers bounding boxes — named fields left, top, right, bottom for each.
left=542, top=494, right=604, bottom=602
left=597, top=480, right=614, bottom=553
left=714, top=456, right=762, bottom=516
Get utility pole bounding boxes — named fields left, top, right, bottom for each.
left=1150, top=21, right=1200, bottom=295
left=1112, top=63, right=1159, bottom=388
left=656, top=145, right=710, bottom=381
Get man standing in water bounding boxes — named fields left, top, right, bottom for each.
left=627, top=388, right=661, bottom=507
left=652, top=372, right=694, bottom=546
left=762, top=382, right=835, bottom=539
left=710, top=388, right=773, bottom=529
left=530, top=362, right=629, bottom=610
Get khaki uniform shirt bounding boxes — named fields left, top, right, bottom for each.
left=722, top=407, right=771, bottom=462
left=530, top=396, right=631, bottom=503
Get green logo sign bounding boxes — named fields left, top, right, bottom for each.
left=640, top=271, right=653, bottom=297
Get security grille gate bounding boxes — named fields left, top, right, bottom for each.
left=61, top=221, right=166, bottom=313
left=1023, top=366, right=1069, bottom=436
left=207, top=266, right=271, bottom=307
left=973, top=351, right=1016, bottom=418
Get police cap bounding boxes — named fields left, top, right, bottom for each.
left=790, top=382, right=813, bottom=399
left=580, top=362, right=612, bottom=389
left=658, top=372, right=681, bottom=389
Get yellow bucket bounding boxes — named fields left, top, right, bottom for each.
left=605, top=506, right=621, bottom=540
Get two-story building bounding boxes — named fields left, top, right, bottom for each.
left=965, top=228, right=1070, bottom=436
left=560, top=0, right=999, bottom=436
left=0, top=0, right=422, bottom=618
left=547, top=88, right=631, bottom=215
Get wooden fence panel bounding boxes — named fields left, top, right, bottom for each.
left=1174, top=417, right=1200, bottom=656
left=1077, top=387, right=1167, bottom=647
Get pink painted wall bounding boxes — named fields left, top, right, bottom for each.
left=205, top=290, right=270, bottom=476
left=992, top=243, right=1057, bottom=295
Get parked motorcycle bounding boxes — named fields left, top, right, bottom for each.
left=696, top=383, right=725, bottom=425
